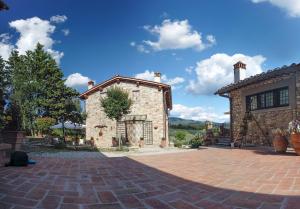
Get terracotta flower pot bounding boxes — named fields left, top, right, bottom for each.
left=291, top=133, right=300, bottom=155
left=112, top=137, right=118, bottom=147
left=160, top=138, right=166, bottom=148
left=139, top=138, right=144, bottom=148
left=272, top=135, right=287, bottom=153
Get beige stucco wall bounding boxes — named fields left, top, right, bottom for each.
left=230, top=72, right=298, bottom=145
left=85, top=82, right=169, bottom=148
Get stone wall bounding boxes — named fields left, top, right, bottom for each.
left=85, top=82, right=169, bottom=148
left=230, top=72, right=298, bottom=145
left=296, top=71, right=300, bottom=115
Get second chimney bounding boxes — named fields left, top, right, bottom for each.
left=233, top=61, right=246, bottom=83
left=154, top=72, right=161, bottom=83
left=88, top=80, right=94, bottom=89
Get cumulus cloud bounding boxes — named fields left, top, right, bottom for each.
left=171, top=104, right=229, bottom=122
left=65, top=73, right=91, bottom=88
left=0, top=33, right=14, bottom=60
left=135, top=70, right=185, bottom=88
left=50, top=15, right=68, bottom=23
left=252, top=0, right=300, bottom=17
left=143, top=19, right=216, bottom=51
left=186, top=53, right=266, bottom=95
left=8, top=16, right=65, bottom=63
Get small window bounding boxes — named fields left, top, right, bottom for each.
left=265, top=92, right=274, bottom=107
left=132, top=90, right=140, bottom=101
left=279, top=88, right=289, bottom=105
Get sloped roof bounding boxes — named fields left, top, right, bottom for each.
left=79, top=75, right=172, bottom=109
left=215, top=63, right=300, bottom=95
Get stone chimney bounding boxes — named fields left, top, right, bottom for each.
left=88, top=80, right=94, bottom=89
left=233, top=61, right=246, bottom=83
left=154, top=72, right=161, bottom=83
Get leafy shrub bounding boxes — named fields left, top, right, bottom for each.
left=35, top=117, right=56, bottom=135
left=54, top=142, right=67, bottom=149
left=189, top=135, right=203, bottom=148
left=175, top=131, right=186, bottom=141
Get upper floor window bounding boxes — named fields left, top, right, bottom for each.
left=132, top=90, right=140, bottom=101
left=279, top=88, right=289, bottom=105
left=246, top=87, right=289, bottom=111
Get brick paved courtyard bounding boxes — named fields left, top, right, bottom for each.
left=1, top=147, right=300, bottom=209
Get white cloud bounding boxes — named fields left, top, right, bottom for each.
left=206, top=35, right=216, bottom=45
left=160, top=12, right=169, bottom=19
left=186, top=53, right=266, bottom=95
left=167, top=77, right=185, bottom=86
left=62, top=29, right=70, bottom=36
left=143, top=19, right=216, bottom=51
left=130, top=41, right=150, bottom=53
left=171, top=104, right=229, bottom=122
left=65, top=73, right=91, bottom=88
left=252, top=0, right=300, bottom=17
left=0, top=33, right=14, bottom=60
left=8, top=16, right=64, bottom=63
left=136, top=44, right=150, bottom=53
left=135, top=70, right=185, bottom=88
left=50, top=15, right=68, bottom=23
left=185, top=66, right=194, bottom=74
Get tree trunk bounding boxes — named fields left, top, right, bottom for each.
left=62, top=119, right=66, bottom=144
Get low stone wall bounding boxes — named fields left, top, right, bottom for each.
left=1, top=131, right=25, bottom=151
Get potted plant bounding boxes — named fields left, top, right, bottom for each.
left=112, top=137, right=118, bottom=147
left=288, top=119, right=300, bottom=155
left=271, top=128, right=288, bottom=153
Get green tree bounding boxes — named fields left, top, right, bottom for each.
left=101, top=87, right=133, bottom=121
left=6, top=43, right=82, bottom=136
left=0, top=56, right=10, bottom=130
left=35, top=117, right=56, bottom=136
left=101, top=87, right=132, bottom=147
left=6, top=50, right=24, bottom=131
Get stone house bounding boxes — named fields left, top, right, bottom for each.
left=79, top=73, right=172, bottom=148
left=215, top=61, right=300, bottom=145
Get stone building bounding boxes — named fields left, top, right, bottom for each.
left=215, top=61, right=300, bottom=145
left=79, top=73, right=172, bottom=148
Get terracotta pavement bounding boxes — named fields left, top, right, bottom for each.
left=1, top=147, right=300, bottom=209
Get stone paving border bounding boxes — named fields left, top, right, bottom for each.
left=0, top=147, right=300, bottom=209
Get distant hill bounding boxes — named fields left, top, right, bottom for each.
left=169, top=117, right=206, bottom=126
left=169, top=117, right=228, bottom=126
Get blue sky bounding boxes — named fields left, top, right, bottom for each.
left=1, top=0, right=300, bottom=122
